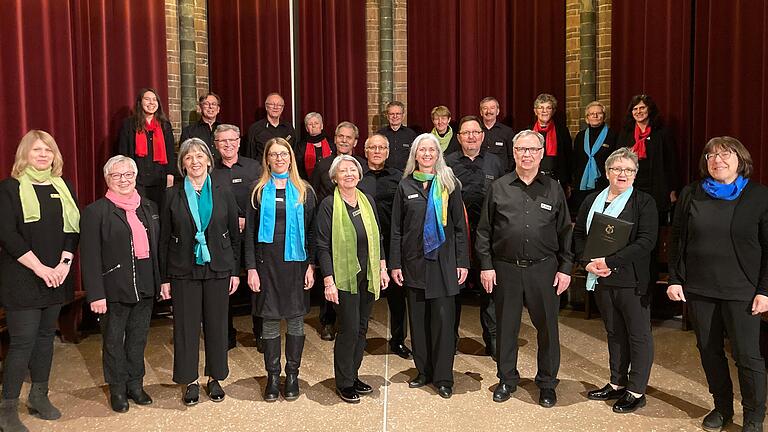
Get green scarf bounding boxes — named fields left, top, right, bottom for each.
left=18, top=167, right=80, bottom=233
left=431, top=126, right=454, bottom=152
left=331, top=188, right=381, bottom=299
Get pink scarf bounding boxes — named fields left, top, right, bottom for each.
left=105, top=190, right=150, bottom=259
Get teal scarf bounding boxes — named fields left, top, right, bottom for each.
left=258, top=172, right=307, bottom=261
left=580, top=125, right=609, bottom=191
left=184, top=176, right=213, bottom=265
left=413, top=171, right=448, bottom=260
left=585, top=186, right=633, bottom=291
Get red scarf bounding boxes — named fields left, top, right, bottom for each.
left=135, top=117, right=168, bottom=165
left=105, top=190, right=150, bottom=259
left=633, top=124, right=651, bottom=160
left=304, top=138, right=332, bottom=177
left=534, top=122, right=558, bottom=156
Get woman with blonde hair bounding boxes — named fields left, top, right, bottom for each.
left=0, top=130, right=80, bottom=431
left=245, top=137, right=317, bottom=402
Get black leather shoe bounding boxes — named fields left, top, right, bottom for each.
left=493, top=383, right=515, bottom=403
left=320, top=324, right=336, bottom=341
left=353, top=379, right=373, bottom=395
left=612, top=392, right=646, bottom=413
left=127, top=387, right=153, bottom=405
left=390, top=343, right=413, bottom=360
left=110, top=392, right=129, bottom=413
left=701, top=409, right=733, bottom=431
left=742, top=421, right=764, bottom=432
left=539, top=388, right=557, bottom=408
left=437, top=386, right=453, bottom=399
left=183, top=383, right=199, bottom=406
left=336, top=387, right=360, bottom=404
left=206, top=379, right=225, bottom=402
left=408, top=374, right=431, bottom=388
left=587, top=384, right=625, bottom=401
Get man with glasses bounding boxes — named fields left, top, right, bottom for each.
left=180, top=93, right=223, bottom=160
left=475, top=130, right=573, bottom=408
left=243, top=93, right=296, bottom=161
left=479, top=97, right=516, bottom=172
left=445, top=116, right=505, bottom=360
left=210, top=124, right=263, bottom=350
left=377, top=101, right=417, bottom=170
left=360, top=134, right=411, bottom=359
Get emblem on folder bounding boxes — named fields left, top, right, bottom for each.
left=605, top=224, right=614, bottom=235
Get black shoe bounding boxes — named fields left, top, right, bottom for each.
left=612, top=392, right=646, bottom=413
left=742, top=421, right=764, bottom=432
left=408, top=374, right=431, bottom=388
left=127, top=387, right=153, bottom=405
left=437, top=386, right=453, bottom=399
left=353, top=379, right=373, bottom=395
left=336, top=387, right=360, bottom=404
left=493, top=383, right=515, bottom=403
left=264, top=374, right=280, bottom=402
left=701, top=409, right=733, bottom=432
left=206, top=379, right=225, bottom=402
left=183, top=383, right=199, bottom=406
left=587, top=384, right=625, bottom=401
left=539, top=388, right=557, bottom=408
left=255, top=336, right=264, bottom=353
left=320, top=324, right=335, bottom=341
left=390, top=343, right=413, bottom=360
left=109, top=392, right=129, bottom=413
left=283, top=373, right=300, bottom=401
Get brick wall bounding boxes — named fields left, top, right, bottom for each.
left=392, top=1, right=408, bottom=126
left=194, top=0, right=209, bottom=99
left=366, top=0, right=380, bottom=135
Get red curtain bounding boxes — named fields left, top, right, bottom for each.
left=0, top=0, right=169, bottom=205
left=407, top=0, right=566, bottom=133
left=691, top=1, right=768, bottom=182
left=611, top=1, right=692, bottom=179
left=208, top=0, right=293, bottom=132
left=298, top=0, right=368, bottom=145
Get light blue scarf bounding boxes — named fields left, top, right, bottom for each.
left=184, top=176, right=213, bottom=265
left=258, top=172, right=307, bottom=261
left=580, top=125, right=609, bottom=191
left=585, top=186, right=633, bottom=291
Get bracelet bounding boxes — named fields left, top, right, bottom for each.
left=61, top=258, right=72, bottom=266
left=324, top=283, right=336, bottom=289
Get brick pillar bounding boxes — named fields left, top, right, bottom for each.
left=179, top=0, right=197, bottom=127
left=366, top=0, right=381, bottom=135
left=165, top=0, right=181, bottom=140
left=379, top=0, right=393, bottom=130
left=392, top=1, right=408, bottom=124
left=579, top=0, right=597, bottom=121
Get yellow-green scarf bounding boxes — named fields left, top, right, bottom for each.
left=18, top=167, right=80, bottom=233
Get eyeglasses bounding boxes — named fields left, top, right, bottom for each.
left=365, top=146, right=388, bottom=152
left=536, top=106, right=554, bottom=112
left=586, top=112, right=604, bottom=117
left=705, top=150, right=733, bottom=161
left=268, top=151, right=290, bottom=160
left=387, top=112, right=403, bottom=117
left=109, top=172, right=136, bottom=181
left=608, top=167, right=637, bottom=176
left=201, top=102, right=219, bottom=108
left=513, top=146, right=543, bottom=154
left=215, top=138, right=239, bottom=147
left=265, top=103, right=284, bottom=108
left=458, top=130, right=483, bottom=137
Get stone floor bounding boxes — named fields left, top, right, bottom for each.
left=13, top=300, right=763, bottom=431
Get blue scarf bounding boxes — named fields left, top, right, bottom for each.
left=258, top=172, right=307, bottom=261
left=580, top=125, right=609, bottom=191
left=184, top=176, right=213, bottom=265
left=413, top=171, right=447, bottom=260
left=702, top=176, right=748, bottom=201
left=585, top=186, right=633, bottom=291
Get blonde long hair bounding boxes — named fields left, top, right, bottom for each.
left=251, top=137, right=310, bottom=207
left=11, top=130, right=65, bottom=178
left=402, top=133, right=457, bottom=194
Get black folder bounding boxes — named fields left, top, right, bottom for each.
left=582, top=212, right=634, bottom=259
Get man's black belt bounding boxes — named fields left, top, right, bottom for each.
left=500, top=256, right=549, bottom=268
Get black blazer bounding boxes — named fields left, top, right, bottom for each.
left=159, top=177, right=240, bottom=282
left=669, top=180, right=768, bottom=296
left=617, top=126, right=679, bottom=212
left=573, top=189, right=658, bottom=294
left=80, top=196, right=161, bottom=304
left=117, top=117, right=177, bottom=186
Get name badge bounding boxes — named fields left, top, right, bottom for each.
left=485, top=175, right=495, bottom=180
left=276, top=197, right=285, bottom=202
left=232, top=178, right=243, bottom=184
left=50, top=193, right=60, bottom=198
left=286, top=134, right=292, bottom=141
left=601, top=143, right=610, bottom=148
left=407, top=193, right=419, bottom=200
left=352, top=209, right=362, bottom=217
left=152, top=214, right=160, bottom=220
left=540, top=203, right=552, bottom=211
left=403, top=143, right=410, bottom=148
left=495, top=141, right=503, bottom=146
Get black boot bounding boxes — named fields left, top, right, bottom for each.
left=263, top=336, right=281, bottom=402
left=27, top=381, right=61, bottom=420
left=0, top=399, right=28, bottom=432
left=283, top=334, right=305, bottom=401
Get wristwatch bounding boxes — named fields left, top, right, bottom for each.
left=62, top=258, right=72, bottom=266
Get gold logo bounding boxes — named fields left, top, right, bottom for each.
left=605, top=224, right=614, bottom=235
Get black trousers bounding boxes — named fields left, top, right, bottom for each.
left=2, top=305, right=61, bottom=399
left=171, top=277, right=230, bottom=384
left=687, top=293, right=767, bottom=423
left=594, top=286, right=653, bottom=394
left=100, top=298, right=154, bottom=392
left=494, top=259, right=560, bottom=389
left=333, top=281, right=374, bottom=389
left=454, top=270, right=496, bottom=348
left=320, top=299, right=337, bottom=326
left=386, top=283, right=408, bottom=345
left=407, top=287, right=456, bottom=387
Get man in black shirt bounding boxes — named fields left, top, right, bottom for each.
left=180, top=92, right=222, bottom=160
left=475, top=129, right=573, bottom=408
left=480, top=97, right=516, bottom=172
left=361, top=134, right=411, bottom=360
left=377, top=101, right=418, bottom=171
left=210, top=124, right=263, bottom=350
left=243, top=93, right=296, bottom=161
left=446, top=116, right=505, bottom=360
